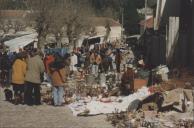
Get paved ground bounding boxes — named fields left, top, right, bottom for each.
left=0, top=87, right=113, bottom=128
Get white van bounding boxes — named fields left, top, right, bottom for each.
left=81, top=35, right=105, bottom=47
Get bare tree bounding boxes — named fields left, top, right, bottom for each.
left=26, top=0, right=93, bottom=49
left=0, top=20, right=12, bottom=35
left=48, top=3, right=65, bottom=48
left=13, top=20, right=26, bottom=33
left=88, top=27, right=97, bottom=37
left=26, top=0, right=55, bottom=49
left=103, top=7, right=116, bottom=18
left=0, top=17, right=26, bottom=38
left=48, top=0, right=93, bottom=48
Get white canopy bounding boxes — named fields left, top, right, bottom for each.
left=4, top=33, right=37, bottom=52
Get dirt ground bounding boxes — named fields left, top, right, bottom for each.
left=0, top=87, right=112, bottom=128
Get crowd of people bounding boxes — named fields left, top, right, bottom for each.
left=0, top=49, right=44, bottom=105
left=0, top=41, right=144, bottom=106
left=0, top=48, right=72, bottom=106
left=73, top=43, right=123, bottom=75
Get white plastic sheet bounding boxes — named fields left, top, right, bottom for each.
left=68, top=87, right=150, bottom=116
left=4, top=33, right=37, bottom=52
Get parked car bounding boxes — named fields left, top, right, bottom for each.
left=81, top=35, right=105, bottom=47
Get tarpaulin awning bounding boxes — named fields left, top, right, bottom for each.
left=4, top=33, right=37, bottom=52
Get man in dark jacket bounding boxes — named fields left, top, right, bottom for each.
left=0, top=52, right=11, bottom=87
left=115, top=49, right=122, bottom=73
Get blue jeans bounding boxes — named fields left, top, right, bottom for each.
left=92, top=64, right=98, bottom=76
left=52, top=86, right=64, bottom=106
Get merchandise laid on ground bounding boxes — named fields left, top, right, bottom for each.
left=1, top=40, right=194, bottom=128
left=0, top=0, right=194, bottom=128
left=1, top=37, right=194, bottom=127
left=40, top=62, right=194, bottom=128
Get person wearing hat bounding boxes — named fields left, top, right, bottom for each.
left=120, top=64, right=135, bottom=95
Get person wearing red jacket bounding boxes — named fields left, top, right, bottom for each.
left=44, top=53, right=55, bottom=82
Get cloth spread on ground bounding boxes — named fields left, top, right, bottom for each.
left=68, top=87, right=150, bottom=116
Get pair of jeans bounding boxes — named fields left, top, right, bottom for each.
left=116, top=63, right=121, bottom=73
left=12, top=84, right=25, bottom=94
left=91, top=64, right=98, bottom=76
left=12, top=84, right=25, bottom=104
left=12, top=84, right=24, bottom=94
left=24, top=82, right=41, bottom=106
left=108, top=61, right=113, bottom=72
left=52, top=86, right=64, bottom=106
left=112, top=62, right=116, bottom=71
